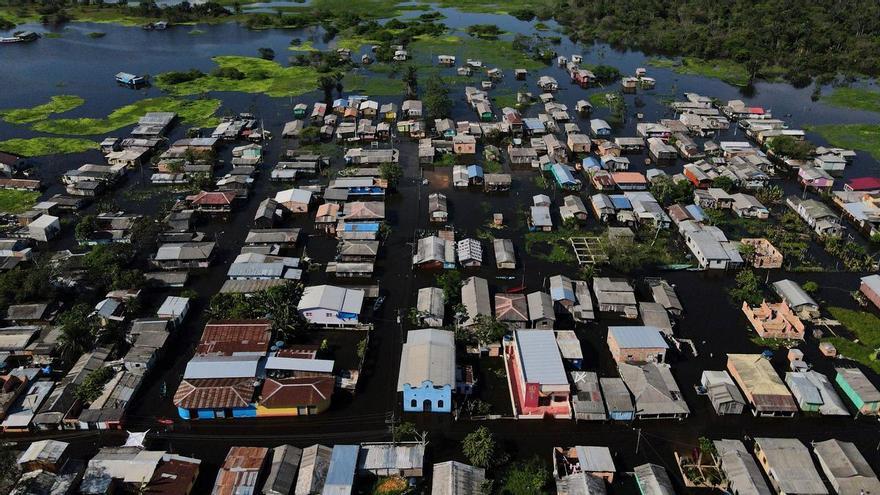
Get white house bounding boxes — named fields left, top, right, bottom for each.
left=297, top=285, right=365, bottom=327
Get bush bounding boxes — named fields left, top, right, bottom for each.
left=159, top=69, right=205, bottom=85
left=213, top=67, right=245, bottom=79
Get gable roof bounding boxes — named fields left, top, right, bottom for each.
left=397, top=329, right=455, bottom=390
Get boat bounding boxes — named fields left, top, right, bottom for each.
left=0, top=31, right=40, bottom=44
left=496, top=275, right=515, bottom=280
left=372, top=296, right=385, bottom=312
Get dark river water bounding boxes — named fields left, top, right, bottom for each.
left=3, top=9, right=880, bottom=494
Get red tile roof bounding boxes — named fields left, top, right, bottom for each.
left=187, top=191, right=236, bottom=206
left=173, top=378, right=256, bottom=409
left=196, top=320, right=272, bottom=356
left=259, top=376, right=334, bottom=408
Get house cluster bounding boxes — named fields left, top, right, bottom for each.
left=699, top=353, right=875, bottom=419
left=173, top=317, right=341, bottom=420
left=0, top=294, right=190, bottom=431
left=403, top=274, right=691, bottom=421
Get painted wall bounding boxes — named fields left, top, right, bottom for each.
left=402, top=381, right=452, bottom=413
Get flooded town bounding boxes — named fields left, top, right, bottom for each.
left=2, top=1, right=880, bottom=494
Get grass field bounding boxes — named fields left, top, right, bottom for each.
left=0, top=137, right=98, bottom=156
left=808, top=123, right=880, bottom=160
left=648, top=57, right=751, bottom=87
left=342, top=73, right=406, bottom=96
left=0, top=190, right=40, bottom=214
left=155, top=56, right=319, bottom=98
left=31, top=97, right=221, bottom=135
left=0, top=95, right=85, bottom=125
left=822, top=87, right=880, bottom=113
left=825, top=306, right=880, bottom=373
left=409, top=35, right=546, bottom=70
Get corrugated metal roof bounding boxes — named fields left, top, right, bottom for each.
left=714, top=440, right=772, bottom=495
left=266, top=356, right=334, bottom=374
left=575, top=446, right=615, bottom=473
left=514, top=330, right=567, bottom=385
left=608, top=326, right=668, bottom=349
left=753, top=438, right=827, bottom=495
left=397, top=329, right=455, bottom=391
left=431, top=461, right=486, bottom=495
left=323, top=445, right=359, bottom=495
left=183, top=355, right=261, bottom=379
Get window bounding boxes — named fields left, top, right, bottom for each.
left=410, top=399, right=417, bottom=408
left=437, top=400, right=444, bottom=408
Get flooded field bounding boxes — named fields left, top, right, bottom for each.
left=3, top=5, right=880, bottom=494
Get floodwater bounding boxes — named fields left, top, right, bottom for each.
left=3, top=8, right=880, bottom=494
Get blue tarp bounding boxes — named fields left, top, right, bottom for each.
left=467, top=164, right=484, bottom=178
left=550, top=163, right=580, bottom=187
left=609, top=195, right=632, bottom=210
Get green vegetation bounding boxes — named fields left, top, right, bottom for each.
left=424, top=78, right=453, bottom=121
left=32, top=97, right=221, bottom=135
left=562, top=2, right=880, bottom=84
left=288, top=40, right=317, bottom=51
left=822, top=87, right=880, bottom=113
left=729, top=269, right=763, bottom=306
left=525, top=228, right=578, bottom=264
left=409, top=35, right=545, bottom=70
left=601, top=230, right=681, bottom=272
left=808, top=124, right=880, bottom=159
left=826, top=306, right=880, bottom=373
left=0, top=137, right=98, bottom=156
left=207, top=281, right=308, bottom=341
left=86, top=31, right=106, bottom=38
left=501, top=457, right=551, bottom=495
left=343, top=73, right=405, bottom=96
left=0, top=95, right=84, bottom=124
left=462, top=426, right=505, bottom=468
left=75, top=366, right=115, bottom=403
left=767, top=135, right=814, bottom=160
left=466, top=24, right=504, bottom=39
left=436, top=270, right=463, bottom=304
left=648, top=57, right=751, bottom=87
left=823, top=235, right=875, bottom=271
left=155, top=56, right=319, bottom=97
left=0, top=190, right=40, bottom=214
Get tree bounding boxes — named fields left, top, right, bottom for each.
left=711, top=176, right=735, bottom=193
left=424, top=78, right=452, bottom=121
left=379, top=162, right=403, bottom=190
left=391, top=421, right=418, bottom=443
left=802, top=280, right=819, bottom=293
left=501, top=457, right=550, bottom=495
left=768, top=136, right=814, bottom=160
left=403, top=65, right=418, bottom=98
left=75, top=214, right=98, bottom=242
left=436, top=270, right=463, bottom=304
left=754, top=184, right=783, bottom=206
left=318, top=75, right=336, bottom=103
left=57, top=304, right=98, bottom=363
left=462, top=426, right=500, bottom=468
left=729, top=269, right=763, bottom=306
left=470, top=314, right=507, bottom=345
left=650, top=176, right=694, bottom=206
left=258, top=47, right=275, bottom=60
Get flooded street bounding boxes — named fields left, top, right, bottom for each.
left=3, top=7, right=880, bottom=493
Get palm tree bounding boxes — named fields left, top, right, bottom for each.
left=318, top=76, right=336, bottom=103
left=403, top=65, right=418, bottom=98
left=56, top=305, right=96, bottom=363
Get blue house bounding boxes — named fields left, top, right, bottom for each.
left=550, top=163, right=582, bottom=190
left=582, top=156, right=601, bottom=171
left=174, top=355, right=261, bottom=420
left=397, top=329, right=455, bottom=413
